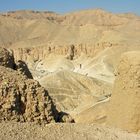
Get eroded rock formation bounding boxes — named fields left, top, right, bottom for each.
left=0, top=66, right=58, bottom=124
left=0, top=47, right=15, bottom=69
left=107, top=51, right=140, bottom=132
left=67, top=45, right=75, bottom=60
left=12, top=43, right=112, bottom=63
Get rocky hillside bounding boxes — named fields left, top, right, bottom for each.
left=0, top=9, right=139, bottom=120
left=0, top=9, right=140, bottom=48
left=0, top=47, right=60, bottom=124
left=0, top=66, right=59, bottom=123
left=0, top=9, right=140, bottom=139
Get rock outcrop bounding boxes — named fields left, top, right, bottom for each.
left=0, top=66, right=58, bottom=124
left=15, top=60, right=33, bottom=79
left=0, top=47, right=15, bottom=69
left=67, top=45, right=75, bottom=60
left=12, top=43, right=113, bottom=63
left=107, top=51, right=140, bottom=132
left=0, top=47, right=33, bottom=79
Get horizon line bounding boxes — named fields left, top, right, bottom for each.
left=0, top=8, right=139, bottom=16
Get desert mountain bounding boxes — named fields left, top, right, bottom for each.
left=0, top=8, right=140, bottom=118
left=0, top=9, right=140, bottom=47
left=0, top=9, right=140, bottom=138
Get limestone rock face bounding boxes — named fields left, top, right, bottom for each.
left=12, top=43, right=109, bottom=64
left=0, top=66, right=58, bottom=124
left=67, top=45, right=75, bottom=60
left=0, top=47, right=15, bottom=69
left=107, top=51, right=140, bottom=132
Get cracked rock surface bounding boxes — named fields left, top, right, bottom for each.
left=0, top=66, right=58, bottom=124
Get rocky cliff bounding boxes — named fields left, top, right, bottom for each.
left=107, top=51, right=140, bottom=132
left=12, top=42, right=114, bottom=65
left=0, top=47, right=59, bottom=123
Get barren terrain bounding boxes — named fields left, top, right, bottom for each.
left=0, top=9, right=140, bottom=139
left=0, top=123, right=140, bottom=140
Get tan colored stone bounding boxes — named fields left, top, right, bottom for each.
left=0, top=66, right=58, bottom=124
left=107, top=51, right=140, bottom=132
left=0, top=47, right=15, bottom=68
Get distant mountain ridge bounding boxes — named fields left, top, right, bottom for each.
left=0, top=8, right=140, bottom=48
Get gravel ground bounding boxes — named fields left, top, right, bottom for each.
left=0, top=122, right=140, bottom=140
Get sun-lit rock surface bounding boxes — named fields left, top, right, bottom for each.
left=107, top=51, right=140, bottom=132
left=0, top=66, right=58, bottom=124
left=0, top=9, right=140, bottom=139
